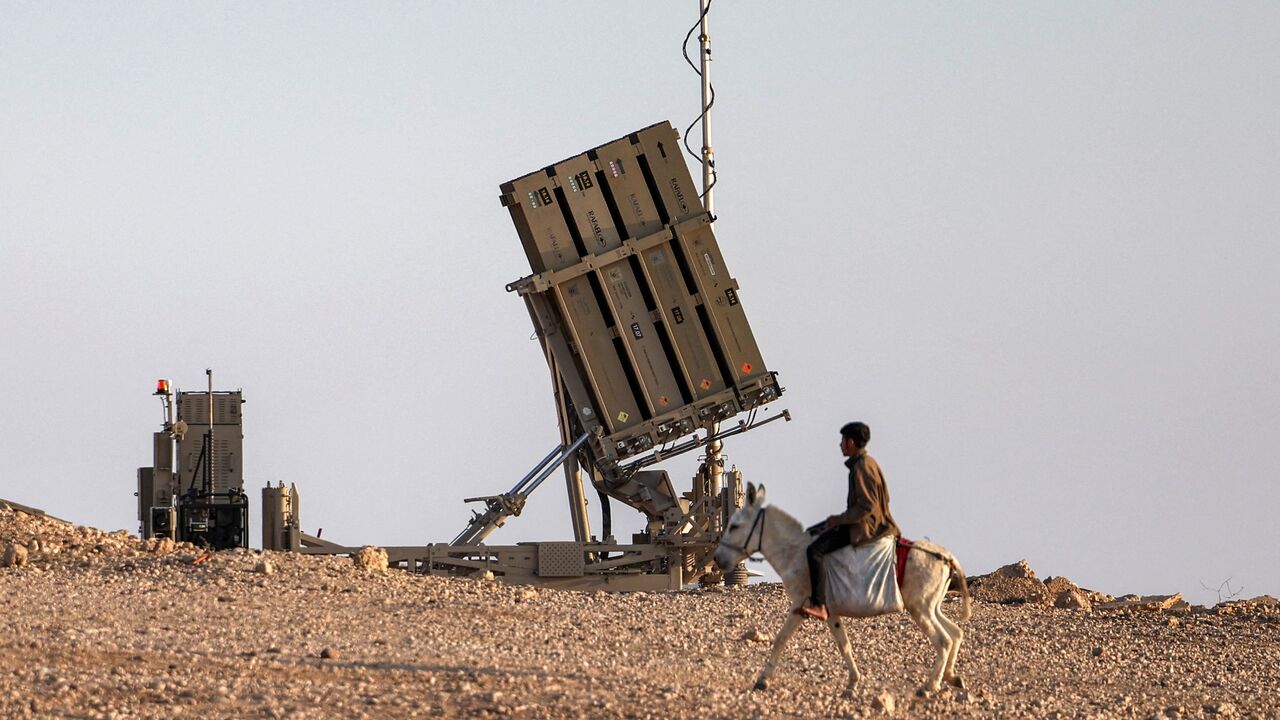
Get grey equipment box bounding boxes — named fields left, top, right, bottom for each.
left=501, top=121, right=781, bottom=467
left=175, top=391, right=243, bottom=498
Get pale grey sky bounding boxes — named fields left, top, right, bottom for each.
left=2, top=2, right=1277, bottom=604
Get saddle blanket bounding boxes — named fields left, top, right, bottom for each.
left=823, top=535, right=904, bottom=618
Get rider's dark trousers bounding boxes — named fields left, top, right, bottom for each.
left=807, top=527, right=852, bottom=606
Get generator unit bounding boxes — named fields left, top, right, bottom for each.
left=137, top=371, right=248, bottom=550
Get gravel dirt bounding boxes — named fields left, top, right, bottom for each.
left=3, top=504, right=1278, bottom=719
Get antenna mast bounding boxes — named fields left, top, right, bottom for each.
left=205, top=368, right=215, bottom=494
left=694, top=0, right=729, bottom=555
left=698, top=0, right=714, bottom=215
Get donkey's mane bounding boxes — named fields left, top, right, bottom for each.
left=760, top=503, right=804, bottom=537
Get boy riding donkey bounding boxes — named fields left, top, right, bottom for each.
left=799, top=421, right=899, bottom=622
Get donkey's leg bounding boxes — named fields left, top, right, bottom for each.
left=905, top=600, right=951, bottom=696
left=933, top=600, right=965, bottom=688
left=827, top=616, right=861, bottom=696
left=754, top=612, right=804, bottom=691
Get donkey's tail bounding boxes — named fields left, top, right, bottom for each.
left=944, top=553, right=972, bottom=622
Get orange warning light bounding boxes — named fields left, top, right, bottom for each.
left=699, top=378, right=712, bottom=390
left=741, top=362, right=754, bottom=374
left=659, top=396, right=670, bottom=406
left=154, top=379, right=171, bottom=396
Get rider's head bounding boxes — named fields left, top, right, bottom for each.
left=839, top=421, right=870, bottom=455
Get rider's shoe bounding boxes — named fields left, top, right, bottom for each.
left=796, top=603, right=828, bottom=622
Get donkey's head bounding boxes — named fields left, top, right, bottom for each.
left=714, top=481, right=768, bottom=572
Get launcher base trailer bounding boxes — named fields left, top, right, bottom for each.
left=265, top=122, right=787, bottom=591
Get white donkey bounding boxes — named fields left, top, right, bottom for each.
left=713, top=482, right=971, bottom=697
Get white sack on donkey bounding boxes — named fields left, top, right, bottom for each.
left=714, top=482, right=972, bottom=698
left=821, top=535, right=901, bottom=618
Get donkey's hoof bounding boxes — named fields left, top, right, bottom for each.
left=915, top=685, right=936, bottom=698
left=947, top=674, right=966, bottom=690
left=753, top=679, right=768, bottom=692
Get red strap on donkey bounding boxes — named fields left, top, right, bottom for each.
left=895, top=537, right=914, bottom=588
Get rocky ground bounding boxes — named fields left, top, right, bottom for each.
left=2, top=502, right=1278, bottom=719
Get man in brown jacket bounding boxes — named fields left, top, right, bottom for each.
left=799, top=421, right=901, bottom=621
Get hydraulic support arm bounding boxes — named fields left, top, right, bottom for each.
left=451, top=432, right=591, bottom=545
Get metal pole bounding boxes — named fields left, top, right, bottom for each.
left=206, top=368, right=214, bottom=495
left=553, top=354, right=593, bottom=543
left=521, top=432, right=591, bottom=496
left=699, top=0, right=714, bottom=216
left=697, top=0, right=726, bottom=539
left=510, top=443, right=566, bottom=496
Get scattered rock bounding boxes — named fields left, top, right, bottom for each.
left=738, top=628, right=768, bottom=643
left=254, top=560, right=274, bottom=575
left=147, top=538, right=176, bottom=555
left=1095, top=594, right=1185, bottom=613
left=1204, top=701, right=1238, bottom=716
left=993, top=560, right=1038, bottom=580
left=2, top=542, right=28, bottom=568
left=872, top=692, right=896, bottom=714
left=352, top=546, right=388, bottom=572
left=1214, top=595, right=1280, bottom=617
left=1044, top=575, right=1077, bottom=595
left=1054, top=588, right=1092, bottom=612
left=320, top=648, right=338, bottom=660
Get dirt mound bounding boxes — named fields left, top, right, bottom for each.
left=968, top=560, right=1052, bottom=605
left=968, top=561, right=1113, bottom=610
left=0, top=502, right=200, bottom=570
left=1215, top=594, right=1280, bottom=619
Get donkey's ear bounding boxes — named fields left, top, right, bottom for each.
left=755, top=484, right=767, bottom=506
left=745, top=481, right=757, bottom=506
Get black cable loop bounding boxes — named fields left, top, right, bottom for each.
left=681, top=0, right=718, bottom=201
